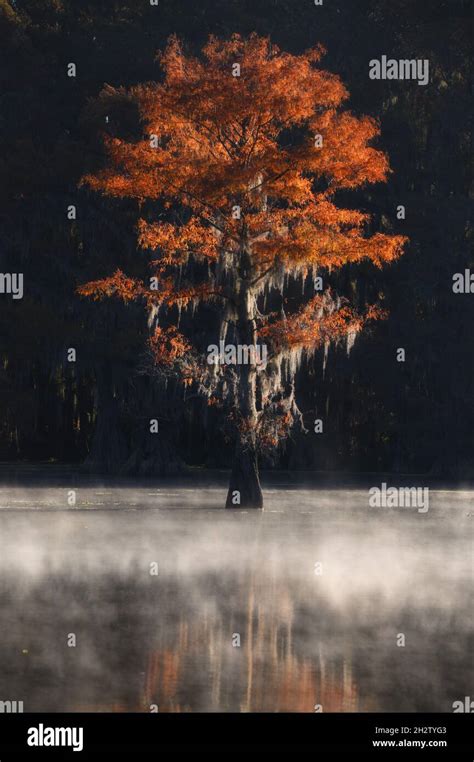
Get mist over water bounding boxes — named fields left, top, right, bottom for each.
left=0, top=484, right=472, bottom=712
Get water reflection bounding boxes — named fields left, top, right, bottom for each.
left=0, top=486, right=471, bottom=712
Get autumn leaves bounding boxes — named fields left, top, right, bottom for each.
left=77, top=34, right=407, bottom=505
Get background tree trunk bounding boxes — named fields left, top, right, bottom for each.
left=83, top=366, right=128, bottom=473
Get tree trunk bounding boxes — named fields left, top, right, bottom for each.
left=225, top=237, right=263, bottom=509
left=226, top=435, right=263, bottom=508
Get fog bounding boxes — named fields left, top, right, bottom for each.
left=0, top=484, right=472, bottom=712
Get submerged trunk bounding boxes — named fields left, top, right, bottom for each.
left=225, top=237, right=263, bottom=509
left=225, top=435, right=263, bottom=508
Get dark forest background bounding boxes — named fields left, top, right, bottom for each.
left=0, top=0, right=472, bottom=478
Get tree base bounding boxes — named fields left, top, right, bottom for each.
left=225, top=442, right=263, bottom=509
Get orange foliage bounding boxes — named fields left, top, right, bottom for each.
left=138, top=217, right=219, bottom=267
left=78, top=33, right=407, bottom=433
left=149, top=326, right=191, bottom=367
left=261, top=296, right=386, bottom=355
left=80, top=34, right=406, bottom=290
left=77, top=269, right=144, bottom=302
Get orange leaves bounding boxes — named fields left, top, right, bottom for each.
left=260, top=295, right=385, bottom=355
left=77, top=266, right=221, bottom=314
left=251, top=198, right=407, bottom=272
left=138, top=217, right=219, bottom=265
left=80, top=33, right=407, bottom=287
left=154, top=277, right=222, bottom=309
left=302, top=110, right=391, bottom=189
left=78, top=32, right=407, bottom=419
left=155, top=33, right=346, bottom=136
left=149, top=325, right=191, bottom=367
left=258, top=409, right=293, bottom=450
left=80, top=34, right=351, bottom=212
left=77, top=270, right=143, bottom=302
left=277, top=225, right=407, bottom=271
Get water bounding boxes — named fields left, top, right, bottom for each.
left=0, top=483, right=472, bottom=712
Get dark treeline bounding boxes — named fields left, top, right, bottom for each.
left=0, top=0, right=472, bottom=477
